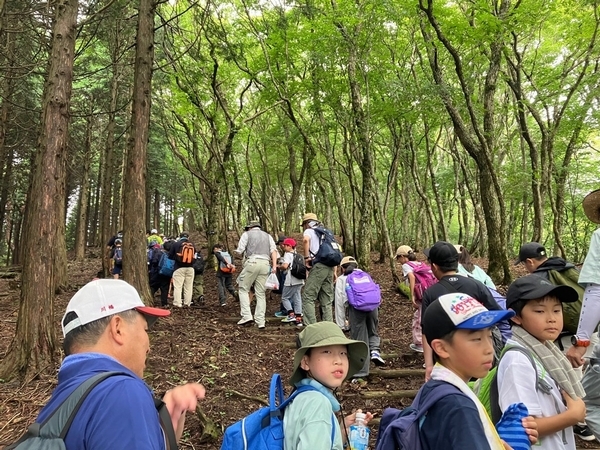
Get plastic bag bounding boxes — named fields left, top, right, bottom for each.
left=265, top=273, right=280, bottom=290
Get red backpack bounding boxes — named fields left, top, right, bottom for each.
left=406, top=261, right=437, bottom=302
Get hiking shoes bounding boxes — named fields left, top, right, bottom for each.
left=237, top=319, right=254, bottom=327
left=574, top=424, right=596, bottom=441
left=409, top=344, right=424, bottom=353
left=295, top=316, right=303, bottom=327
left=370, top=350, right=386, bottom=367
left=282, top=314, right=296, bottom=323
left=274, top=311, right=287, bottom=318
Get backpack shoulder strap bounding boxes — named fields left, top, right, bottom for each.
left=37, top=371, right=129, bottom=440
left=154, top=397, right=179, bottom=450
left=438, top=278, right=456, bottom=293
left=489, top=345, right=548, bottom=423
left=413, top=382, right=463, bottom=420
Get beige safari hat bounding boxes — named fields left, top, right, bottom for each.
left=301, top=213, right=318, bottom=224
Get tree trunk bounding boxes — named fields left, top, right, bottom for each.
left=74, top=115, right=93, bottom=260
left=122, top=0, right=155, bottom=304
left=0, top=0, right=78, bottom=380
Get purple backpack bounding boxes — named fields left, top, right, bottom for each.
left=346, top=269, right=381, bottom=311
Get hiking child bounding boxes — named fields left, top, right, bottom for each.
left=499, top=275, right=585, bottom=449
left=395, top=245, right=435, bottom=353
left=515, top=241, right=584, bottom=336
left=420, top=293, right=537, bottom=449
left=333, top=256, right=384, bottom=379
left=277, top=238, right=304, bottom=327
left=456, top=244, right=496, bottom=289
left=284, top=321, right=373, bottom=449
left=213, top=244, right=238, bottom=307
left=110, top=238, right=123, bottom=279
left=421, top=241, right=510, bottom=381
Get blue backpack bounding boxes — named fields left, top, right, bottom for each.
left=220, top=374, right=335, bottom=450
left=346, top=269, right=381, bottom=311
left=158, top=253, right=175, bottom=277
left=375, top=382, right=464, bottom=450
left=311, top=227, right=343, bottom=267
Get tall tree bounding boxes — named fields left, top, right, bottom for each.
left=121, top=0, right=155, bottom=302
left=0, top=0, right=78, bottom=379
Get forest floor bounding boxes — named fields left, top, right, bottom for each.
left=0, top=236, right=598, bottom=449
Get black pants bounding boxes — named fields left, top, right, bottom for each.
left=152, top=274, right=171, bottom=306
left=217, top=275, right=236, bottom=304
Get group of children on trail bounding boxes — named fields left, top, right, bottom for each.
left=77, top=189, right=600, bottom=450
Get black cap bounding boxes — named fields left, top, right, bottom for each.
left=423, top=241, right=459, bottom=266
left=276, top=234, right=286, bottom=244
left=505, top=275, right=578, bottom=309
left=515, top=242, right=546, bottom=265
left=180, top=231, right=190, bottom=238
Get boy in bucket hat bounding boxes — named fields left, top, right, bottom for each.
left=22, top=279, right=206, bottom=449
left=284, top=322, right=373, bottom=449
left=497, top=275, right=585, bottom=449
left=419, top=293, right=525, bottom=449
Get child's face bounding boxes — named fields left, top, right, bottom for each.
left=511, top=296, right=563, bottom=342
left=283, top=244, right=293, bottom=252
left=300, top=344, right=349, bottom=389
left=433, top=329, right=495, bottom=382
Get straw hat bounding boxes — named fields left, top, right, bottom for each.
left=301, top=213, right=318, bottom=224
left=583, top=189, right=600, bottom=224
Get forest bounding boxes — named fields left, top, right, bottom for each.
left=0, top=0, right=599, bottom=381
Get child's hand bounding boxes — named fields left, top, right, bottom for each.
left=562, top=391, right=586, bottom=423
left=522, top=416, right=538, bottom=445
left=343, top=409, right=374, bottom=427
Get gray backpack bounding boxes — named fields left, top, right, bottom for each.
left=6, top=371, right=178, bottom=449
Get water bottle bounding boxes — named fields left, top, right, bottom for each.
left=348, top=412, right=370, bottom=450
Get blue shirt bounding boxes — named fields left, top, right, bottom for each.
left=420, top=380, right=491, bottom=450
left=36, top=353, right=165, bottom=450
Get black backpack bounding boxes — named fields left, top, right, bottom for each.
left=311, top=226, right=343, bottom=267
left=193, top=253, right=205, bottom=275
left=6, top=372, right=178, bottom=450
left=290, top=253, right=307, bottom=279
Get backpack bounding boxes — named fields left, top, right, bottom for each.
left=375, top=382, right=464, bottom=450
left=219, top=251, right=236, bottom=273
left=193, top=253, right=205, bottom=275
left=311, top=227, right=343, bottom=267
left=346, top=269, right=381, bottom=311
left=471, top=346, right=551, bottom=424
left=289, top=253, right=307, bottom=280
left=176, top=241, right=195, bottom=264
left=158, top=253, right=175, bottom=277
left=113, top=247, right=123, bottom=266
left=6, top=371, right=178, bottom=450
left=405, top=262, right=437, bottom=302
left=547, top=268, right=584, bottom=334
left=220, top=374, right=335, bottom=450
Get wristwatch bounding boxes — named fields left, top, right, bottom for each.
left=571, top=336, right=591, bottom=347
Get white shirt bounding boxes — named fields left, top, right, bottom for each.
left=283, top=252, right=304, bottom=286
left=497, top=340, right=575, bottom=450
left=303, top=228, right=320, bottom=256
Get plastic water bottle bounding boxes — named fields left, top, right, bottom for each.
left=348, top=412, right=370, bottom=450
